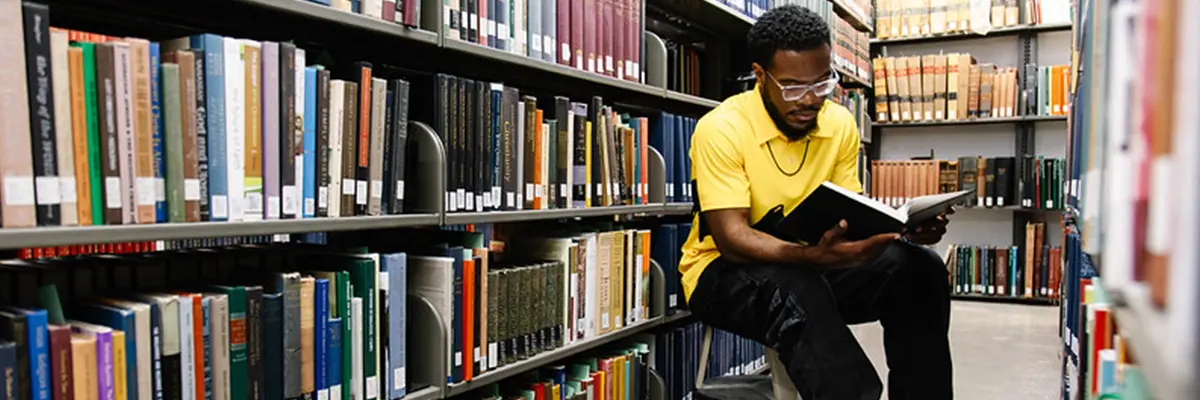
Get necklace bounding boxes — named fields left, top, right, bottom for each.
left=767, top=139, right=811, bottom=177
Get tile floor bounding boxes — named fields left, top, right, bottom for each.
left=848, top=301, right=1064, bottom=400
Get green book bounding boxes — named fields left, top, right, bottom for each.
left=330, top=252, right=378, bottom=400
left=311, top=268, right=352, bottom=400
left=71, top=41, right=104, bottom=224
left=212, top=285, right=248, bottom=400
left=161, top=63, right=186, bottom=222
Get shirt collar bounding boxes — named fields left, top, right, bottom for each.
left=750, top=84, right=835, bottom=144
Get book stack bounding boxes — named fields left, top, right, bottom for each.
left=871, top=54, right=1070, bottom=123
left=875, top=0, right=1058, bottom=39
left=666, top=42, right=702, bottom=97
left=650, top=223, right=689, bottom=313
left=651, top=113, right=695, bottom=204
left=655, top=323, right=765, bottom=400
left=869, top=156, right=1065, bottom=209
left=465, top=341, right=652, bottom=400
left=832, top=14, right=871, bottom=84
left=0, top=10, right=420, bottom=229
left=313, top=0, right=423, bottom=26
left=432, top=74, right=656, bottom=213
left=0, top=242, right=411, bottom=400
left=945, top=223, right=1061, bottom=299
left=442, top=0, right=645, bottom=83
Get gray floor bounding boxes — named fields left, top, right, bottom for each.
left=848, top=301, right=1063, bottom=400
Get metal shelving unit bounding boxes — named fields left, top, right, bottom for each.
left=830, top=0, right=873, bottom=33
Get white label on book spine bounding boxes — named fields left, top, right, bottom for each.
left=342, top=179, right=356, bottom=195
left=356, top=180, right=368, bottom=205
left=454, top=351, right=462, bottom=366
left=35, top=176, right=61, bottom=205
left=212, top=195, right=229, bottom=219
left=488, top=20, right=496, bottom=37
left=185, top=179, right=201, bottom=201
left=507, top=192, right=515, bottom=207
left=605, top=56, right=613, bottom=72
left=576, top=56, right=584, bottom=70
left=156, top=177, right=166, bottom=201
left=365, top=376, right=378, bottom=399
left=247, top=193, right=264, bottom=216
left=283, top=186, right=299, bottom=215
left=997, top=198, right=1004, bottom=207
left=448, top=192, right=457, bottom=212
left=601, top=312, right=609, bottom=329
left=60, top=177, right=77, bottom=202
left=488, top=343, right=498, bottom=368
left=531, top=37, right=542, bottom=52
left=318, top=187, right=329, bottom=208
left=457, top=188, right=465, bottom=209
left=543, top=37, right=553, bottom=57
left=470, top=13, right=478, bottom=30
left=394, top=368, right=406, bottom=391
left=474, top=194, right=482, bottom=212
left=396, top=180, right=405, bottom=200
left=330, top=386, right=342, bottom=400
left=460, top=11, right=468, bottom=28
left=103, top=177, right=121, bottom=208
left=370, top=180, right=383, bottom=199
left=562, top=44, right=570, bottom=61
left=466, top=193, right=475, bottom=211
left=304, top=198, right=315, bottom=215
left=318, top=390, right=329, bottom=400
left=267, top=196, right=281, bottom=219
left=137, top=177, right=156, bottom=205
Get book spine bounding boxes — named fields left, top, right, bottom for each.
left=386, top=254, right=406, bottom=398
left=51, top=30, right=78, bottom=226
left=243, top=42, right=263, bottom=221
left=223, top=38, right=246, bottom=222
left=128, top=39, right=156, bottom=224
left=189, top=48, right=210, bottom=222
left=367, top=78, right=386, bottom=216
left=354, top=63, right=373, bottom=216
left=299, top=278, right=315, bottom=399
left=314, top=279, right=329, bottom=400
left=46, top=325, right=71, bottom=400
left=262, top=294, right=282, bottom=400
left=281, top=274, right=301, bottom=400
left=114, top=43, right=137, bottom=224
left=326, top=318, right=342, bottom=400
left=145, top=302, right=164, bottom=400
left=97, top=330, right=115, bottom=400
left=340, top=82, right=358, bottom=217
left=176, top=296, right=195, bottom=400
left=278, top=43, right=297, bottom=219
left=162, top=63, right=187, bottom=222
left=23, top=2, right=61, bottom=226
left=150, top=42, right=166, bottom=222
left=76, top=43, right=105, bottom=225
left=349, top=300, right=362, bottom=400
left=303, top=68, right=319, bottom=218
left=195, top=35, right=227, bottom=221
left=261, top=42, right=281, bottom=220
left=244, top=287, right=263, bottom=400
left=228, top=289, right=248, bottom=400
left=316, top=70, right=331, bottom=217
left=200, top=298, right=212, bottom=400
left=385, top=79, right=409, bottom=214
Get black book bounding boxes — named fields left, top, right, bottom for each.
left=22, top=1, right=59, bottom=226
left=521, top=97, right=537, bottom=210
left=764, top=182, right=972, bottom=245
left=95, top=44, right=123, bottom=225
left=588, top=97, right=604, bottom=206
left=984, top=157, right=996, bottom=208
left=502, top=87, right=520, bottom=210
left=352, top=62, right=374, bottom=216
left=316, top=70, right=331, bottom=218
left=570, top=103, right=588, bottom=208
left=553, top=97, right=570, bottom=209
left=262, top=293, right=283, bottom=400
left=384, top=79, right=410, bottom=215
left=191, top=49, right=211, bottom=222
left=449, top=76, right=462, bottom=212
left=995, top=157, right=1013, bottom=208
left=279, top=43, right=297, bottom=219
left=467, top=79, right=479, bottom=212
left=0, top=309, right=29, bottom=400
left=465, top=0, right=477, bottom=43
left=433, top=75, right=452, bottom=211
left=245, top=286, right=264, bottom=400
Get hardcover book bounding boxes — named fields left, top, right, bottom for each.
left=763, top=182, right=972, bottom=245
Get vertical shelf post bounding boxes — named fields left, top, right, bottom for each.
left=405, top=121, right=448, bottom=223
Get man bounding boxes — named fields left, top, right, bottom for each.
left=682, top=5, right=953, bottom=400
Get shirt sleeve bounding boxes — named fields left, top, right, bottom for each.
left=692, top=117, right=752, bottom=211
left=830, top=119, right=864, bottom=193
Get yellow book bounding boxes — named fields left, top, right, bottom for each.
left=552, top=384, right=562, bottom=400
left=113, top=330, right=128, bottom=400
left=584, top=121, right=592, bottom=208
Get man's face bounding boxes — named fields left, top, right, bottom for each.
left=753, top=46, right=834, bottom=140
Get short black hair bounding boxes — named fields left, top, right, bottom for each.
left=747, top=5, right=831, bottom=69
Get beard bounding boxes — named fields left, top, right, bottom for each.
left=760, top=89, right=821, bottom=141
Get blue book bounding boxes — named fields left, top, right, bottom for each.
left=489, top=85, right=502, bottom=211
left=151, top=42, right=166, bottom=222
left=0, top=340, right=14, bottom=400
left=8, top=308, right=50, bottom=400
left=262, top=294, right=283, bottom=400
left=326, top=318, right=342, bottom=400
left=314, top=279, right=329, bottom=400
left=201, top=297, right=212, bottom=400
left=674, top=116, right=687, bottom=203
left=650, top=113, right=673, bottom=203
left=188, top=34, right=227, bottom=221
left=306, top=0, right=331, bottom=4
left=302, top=67, right=318, bottom=218
left=78, top=304, right=138, bottom=400
left=382, top=253, right=407, bottom=399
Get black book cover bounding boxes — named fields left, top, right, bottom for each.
left=570, top=104, right=587, bottom=208
left=522, top=97, right=537, bottom=210
left=502, top=88, right=520, bottom=210
left=316, top=70, right=331, bottom=218
left=245, top=286, right=264, bottom=400
left=191, top=49, right=211, bottom=221
left=995, top=157, right=1013, bottom=208
left=352, top=62, right=373, bottom=216
left=588, top=97, right=604, bottom=206
left=466, top=79, right=479, bottom=212
left=340, top=81, right=358, bottom=216
left=22, top=1, right=60, bottom=226
left=466, top=0, right=477, bottom=43
left=553, top=97, right=570, bottom=209
left=459, top=79, right=472, bottom=212
left=612, top=122, right=627, bottom=205
left=433, top=75, right=450, bottom=211
left=95, top=44, right=123, bottom=225
left=449, top=248, right=464, bottom=383
left=262, top=293, right=283, bottom=400
left=448, top=76, right=461, bottom=212
left=381, top=88, right=395, bottom=215
left=984, top=157, right=996, bottom=207
left=0, top=310, right=29, bottom=400
left=279, top=43, right=297, bottom=219
left=770, top=183, right=905, bottom=245
left=487, top=85, right=500, bottom=211
left=474, top=81, right=487, bottom=212
left=385, top=79, right=410, bottom=215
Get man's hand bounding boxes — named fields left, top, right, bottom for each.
left=905, top=208, right=955, bottom=245
left=805, top=220, right=900, bottom=267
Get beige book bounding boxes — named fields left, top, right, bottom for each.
left=894, top=57, right=912, bottom=121
left=610, top=230, right=625, bottom=331
left=979, top=64, right=995, bottom=118
left=907, top=57, right=924, bottom=120
left=890, top=0, right=902, bottom=38
left=885, top=57, right=901, bottom=121
left=922, top=0, right=933, bottom=35
left=876, top=0, right=890, bottom=38
left=968, top=64, right=981, bottom=118
left=992, top=0, right=1006, bottom=27
left=957, top=54, right=975, bottom=119
left=959, top=0, right=971, bottom=32
left=872, top=58, right=890, bottom=122
left=51, top=30, right=78, bottom=226
left=68, top=47, right=93, bottom=225
left=595, top=231, right=612, bottom=334
left=906, top=1, right=920, bottom=37
left=993, top=69, right=1005, bottom=117
left=1005, top=68, right=1016, bottom=117
left=300, top=276, right=316, bottom=396
left=946, top=54, right=960, bottom=120
left=368, top=78, right=387, bottom=215
left=126, top=38, right=156, bottom=224
left=327, top=80, right=344, bottom=217
left=921, top=55, right=936, bottom=120
left=71, top=332, right=100, bottom=400
left=1005, top=0, right=1019, bottom=26
left=931, top=0, right=947, bottom=34
left=933, top=55, right=948, bottom=120
left=0, top=0, right=37, bottom=227
left=207, top=293, right=230, bottom=400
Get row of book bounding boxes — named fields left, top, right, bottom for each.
left=1072, top=277, right=1135, bottom=398
left=872, top=54, right=1071, bottom=122
left=654, top=113, right=696, bottom=205
left=443, top=0, right=645, bottom=83
left=869, top=156, right=1066, bottom=210
left=464, top=342, right=651, bottom=400
left=665, top=42, right=702, bottom=97
left=431, top=74, right=676, bottom=213
left=309, top=0, right=421, bottom=27
left=832, top=13, right=871, bottom=84
left=1, top=9, right=427, bottom=228
left=945, top=227, right=1062, bottom=298
left=650, top=223, right=690, bottom=313
left=656, top=323, right=766, bottom=400
left=0, top=243, right=410, bottom=400
left=830, top=88, right=870, bottom=136
left=874, top=0, right=1071, bottom=39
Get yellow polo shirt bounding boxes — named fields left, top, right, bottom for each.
left=680, top=86, right=864, bottom=302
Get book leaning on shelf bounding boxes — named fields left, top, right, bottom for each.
left=871, top=53, right=1071, bottom=123
left=0, top=5, right=422, bottom=229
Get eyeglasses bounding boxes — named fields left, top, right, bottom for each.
left=765, top=68, right=840, bottom=102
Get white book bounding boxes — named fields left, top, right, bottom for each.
left=327, top=80, right=345, bottom=217
left=207, top=294, right=231, bottom=400
left=176, top=295, right=196, bottom=400
left=134, top=294, right=180, bottom=400
left=350, top=297, right=364, bottom=400
left=624, top=230, right=635, bottom=326
left=51, top=30, right=77, bottom=225
left=98, top=299, right=153, bottom=400
left=584, top=233, right=598, bottom=338
left=294, top=49, right=307, bottom=220
left=364, top=0, right=383, bottom=17
left=114, top=42, right=138, bottom=224
left=223, top=37, right=246, bottom=222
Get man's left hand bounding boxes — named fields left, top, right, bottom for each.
left=905, top=207, right=954, bottom=245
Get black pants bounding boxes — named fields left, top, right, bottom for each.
left=688, top=241, right=953, bottom=400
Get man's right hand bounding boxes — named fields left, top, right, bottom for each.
left=803, top=220, right=899, bottom=267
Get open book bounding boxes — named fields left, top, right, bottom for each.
left=762, top=182, right=973, bottom=245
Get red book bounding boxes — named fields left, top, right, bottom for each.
left=584, top=0, right=597, bottom=73
left=382, top=0, right=396, bottom=22
left=532, top=383, right=546, bottom=400
left=628, top=0, right=639, bottom=81
left=557, top=0, right=571, bottom=66
left=48, top=324, right=74, bottom=400
left=462, top=258, right=476, bottom=381
left=402, top=0, right=418, bottom=26
left=613, top=0, right=625, bottom=78
left=601, top=0, right=613, bottom=76
left=571, top=0, right=585, bottom=70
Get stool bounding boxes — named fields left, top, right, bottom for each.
left=693, top=327, right=801, bottom=400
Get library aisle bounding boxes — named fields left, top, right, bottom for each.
left=851, top=302, right=1062, bottom=400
